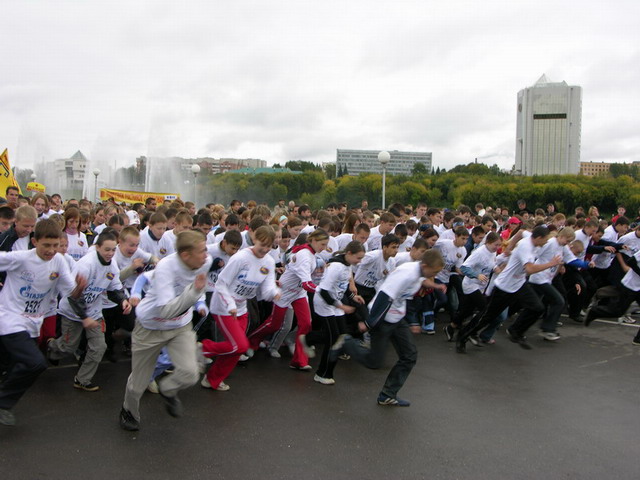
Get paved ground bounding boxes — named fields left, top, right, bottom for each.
left=1, top=318, right=638, bottom=480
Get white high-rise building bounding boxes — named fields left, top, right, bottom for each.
left=515, top=74, right=582, bottom=176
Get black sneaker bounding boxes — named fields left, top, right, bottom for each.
left=632, top=338, right=640, bottom=346
left=119, top=407, right=139, bottom=431
left=377, top=393, right=410, bottom=407
left=0, top=408, right=16, bottom=426
left=569, top=315, right=584, bottom=324
left=73, top=377, right=100, bottom=392
left=506, top=328, right=532, bottom=350
left=455, top=338, right=467, bottom=354
left=159, top=392, right=184, bottom=418
left=443, top=325, right=455, bottom=342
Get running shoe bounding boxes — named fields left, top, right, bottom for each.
left=119, top=407, right=139, bottom=431
left=313, top=374, right=336, bottom=385
left=377, top=393, right=411, bottom=407
left=73, top=377, right=100, bottom=392
left=443, top=324, right=455, bottom=342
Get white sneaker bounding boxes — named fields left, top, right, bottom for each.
left=314, top=374, right=336, bottom=385
left=269, top=349, right=281, bottom=358
left=215, top=381, right=230, bottom=391
left=259, top=341, right=268, bottom=349
left=621, top=315, right=637, bottom=324
left=245, top=348, right=255, bottom=358
left=542, top=331, right=561, bottom=341
left=200, top=376, right=212, bottom=388
left=239, top=354, right=250, bottom=362
left=299, top=334, right=316, bottom=358
left=147, top=380, right=159, bottom=394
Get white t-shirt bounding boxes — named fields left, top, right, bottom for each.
left=66, top=231, right=89, bottom=261
left=366, top=226, right=383, bottom=251
left=574, top=229, right=591, bottom=260
left=335, top=233, right=368, bottom=252
left=135, top=253, right=212, bottom=330
left=621, top=250, right=640, bottom=291
left=618, top=230, right=640, bottom=258
left=398, top=236, right=414, bottom=252
left=276, top=247, right=316, bottom=307
left=313, top=259, right=351, bottom=317
left=593, top=225, right=618, bottom=269
left=529, top=237, right=575, bottom=285
left=317, top=236, right=339, bottom=264
left=93, top=224, right=107, bottom=235
left=371, top=262, right=424, bottom=324
left=114, top=247, right=153, bottom=290
left=494, top=237, right=537, bottom=293
left=139, top=227, right=162, bottom=258
left=12, top=236, right=30, bottom=251
left=0, top=251, right=75, bottom=337
left=58, top=250, right=123, bottom=321
left=354, top=250, right=396, bottom=290
left=434, top=239, right=465, bottom=283
left=461, top=245, right=497, bottom=295
left=209, top=248, right=279, bottom=316
left=438, top=228, right=455, bottom=241
left=393, top=251, right=415, bottom=268
left=158, top=229, right=177, bottom=259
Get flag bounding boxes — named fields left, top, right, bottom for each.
left=0, top=149, right=22, bottom=196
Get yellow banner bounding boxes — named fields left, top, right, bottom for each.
left=27, top=182, right=46, bottom=193
left=0, top=149, right=22, bottom=196
left=99, top=188, right=180, bottom=204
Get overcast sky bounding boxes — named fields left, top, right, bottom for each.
left=2, top=0, right=639, bottom=173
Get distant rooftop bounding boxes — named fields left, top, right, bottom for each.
left=69, top=150, right=88, bottom=161
left=533, top=73, right=568, bottom=88
left=234, top=167, right=302, bottom=175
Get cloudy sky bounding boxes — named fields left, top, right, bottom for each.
left=2, top=0, right=639, bottom=173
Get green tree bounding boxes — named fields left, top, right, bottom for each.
left=324, top=163, right=336, bottom=180
left=411, top=162, right=428, bottom=176
left=284, top=160, right=322, bottom=172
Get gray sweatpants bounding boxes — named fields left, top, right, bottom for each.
left=48, top=316, right=106, bottom=385
left=123, top=322, right=199, bottom=421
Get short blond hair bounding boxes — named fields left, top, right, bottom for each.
left=16, top=205, right=37, bottom=222
left=176, top=230, right=205, bottom=254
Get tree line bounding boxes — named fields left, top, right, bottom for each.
left=198, top=162, right=640, bottom=215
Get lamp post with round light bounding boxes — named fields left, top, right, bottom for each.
left=93, top=168, right=101, bottom=203
left=378, top=151, right=390, bottom=210
left=191, top=164, right=201, bottom=207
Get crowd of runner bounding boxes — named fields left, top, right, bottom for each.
left=0, top=185, right=638, bottom=429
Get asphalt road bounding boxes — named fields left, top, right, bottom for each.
left=1, top=318, right=638, bottom=480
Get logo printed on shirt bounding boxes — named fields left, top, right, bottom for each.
left=260, top=266, right=269, bottom=275
left=292, top=255, right=297, bottom=263
left=78, top=240, right=84, bottom=247
left=160, top=248, right=167, bottom=255
left=326, top=247, right=333, bottom=253
left=106, top=272, right=115, bottom=280
left=49, top=272, right=59, bottom=280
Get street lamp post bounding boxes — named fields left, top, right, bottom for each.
left=378, top=151, right=390, bottom=210
left=191, top=164, right=201, bottom=207
left=93, top=168, right=101, bottom=203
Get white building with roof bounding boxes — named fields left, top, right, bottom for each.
left=515, top=74, right=582, bottom=176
